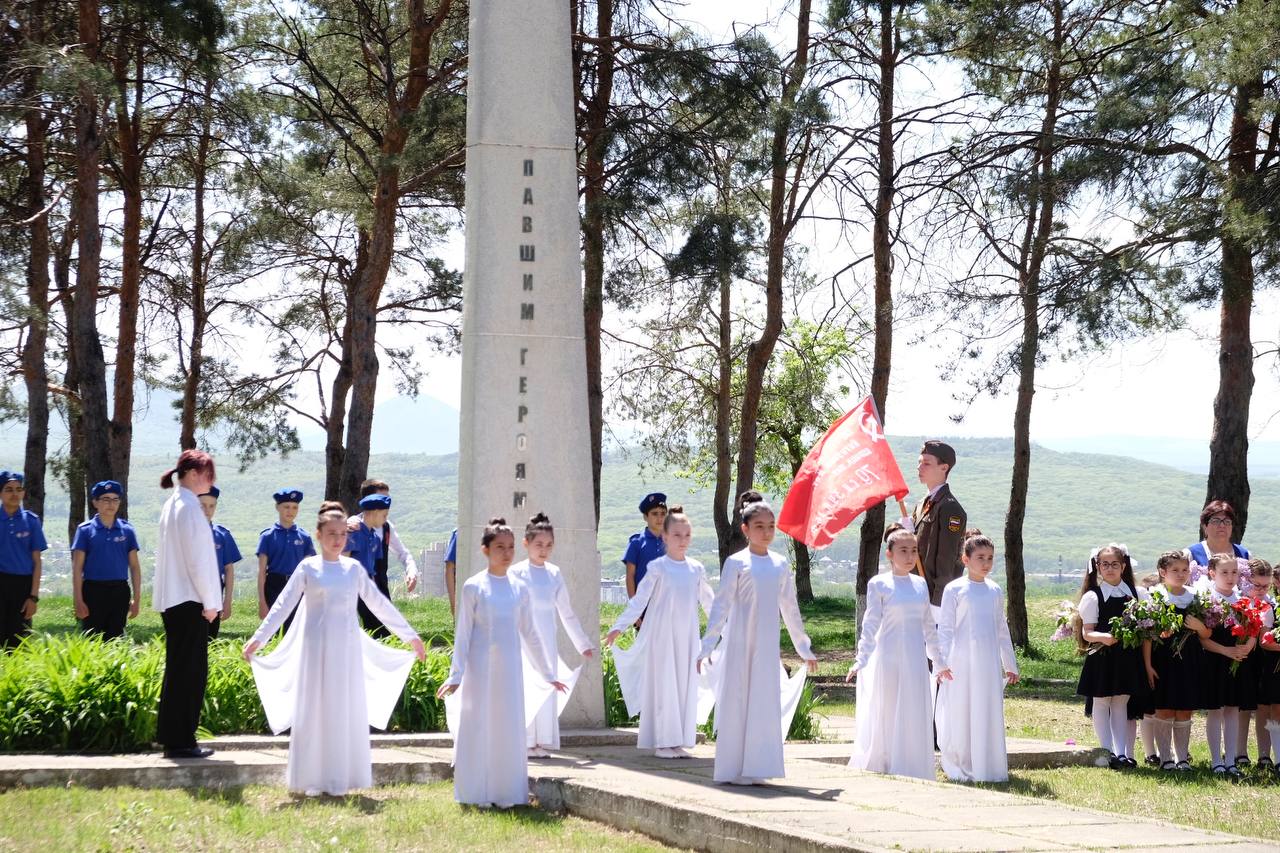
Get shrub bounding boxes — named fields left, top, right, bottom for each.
left=0, top=633, right=453, bottom=752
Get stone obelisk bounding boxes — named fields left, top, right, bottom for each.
left=457, top=0, right=603, bottom=726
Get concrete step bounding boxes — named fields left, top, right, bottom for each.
left=206, top=727, right=642, bottom=751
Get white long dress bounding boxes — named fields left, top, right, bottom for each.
left=609, top=555, right=715, bottom=749
left=444, top=571, right=557, bottom=807
left=934, top=576, right=1018, bottom=782
left=248, top=556, right=420, bottom=796
left=849, top=571, right=946, bottom=780
left=699, top=548, right=816, bottom=783
left=510, top=559, right=593, bottom=749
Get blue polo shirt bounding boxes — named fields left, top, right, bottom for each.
left=346, top=523, right=382, bottom=578
left=256, top=523, right=315, bottom=576
left=71, top=515, right=138, bottom=581
left=212, top=524, right=242, bottom=585
left=623, top=528, right=665, bottom=588
left=0, top=506, right=48, bottom=576
left=444, top=529, right=458, bottom=563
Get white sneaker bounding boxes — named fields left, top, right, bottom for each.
left=670, top=747, right=693, bottom=759
left=527, top=746, right=550, bottom=758
left=655, top=747, right=679, bottom=759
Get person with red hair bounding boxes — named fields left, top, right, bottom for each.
left=153, top=450, right=223, bottom=759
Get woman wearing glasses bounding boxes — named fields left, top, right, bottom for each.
left=1187, top=501, right=1250, bottom=571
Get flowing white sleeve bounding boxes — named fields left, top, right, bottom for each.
left=387, top=522, right=417, bottom=578
left=358, top=567, right=420, bottom=645
left=610, top=567, right=659, bottom=632
left=696, top=562, right=715, bottom=617
left=551, top=570, right=593, bottom=654
left=779, top=564, right=815, bottom=661
left=517, top=587, right=557, bottom=680
left=937, top=582, right=959, bottom=664
left=699, top=557, right=739, bottom=660
left=995, top=587, right=1018, bottom=675
left=250, top=566, right=306, bottom=645
left=1077, top=590, right=1100, bottom=627
left=923, top=584, right=946, bottom=669
left=854, top=579, right=884, bottom=670
left=445, top=582, right=476, bottom=686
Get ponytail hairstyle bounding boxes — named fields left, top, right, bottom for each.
left=316, top=500, right=347, bottom=530
left=662, top=504, right=690, bottom=532
left=963, top=530, right=994, bottom=557
left=882, top=521, right=904, bottom=543
left=1073, top=543, right=1135, bottom=654
left=740, top=495, right=774, bottom=524
left=525, top=512, right=554, bottom=541
left=160, top=449, right=216, bottom=489
left=735, top=490, right=764, bottom=516
left=482, top=517, right=513, bottom=547
left=885, top=527, right=916, bottom=551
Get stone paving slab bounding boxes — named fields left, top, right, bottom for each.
left=0, top=739, right=1271, bottom=852
left=206, top=727, right=641, bottom=751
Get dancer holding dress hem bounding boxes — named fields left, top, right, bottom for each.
left=846, top=528, right=951, bottom=780
left=510, top=512, right=595, bottom=757
left=437, top=518, right=566, bottom=808
left=244, top=501, right=427, bottom=797
left=605, top=505, right=715, bottom=759
left=697, top=495, right=817, bottom=785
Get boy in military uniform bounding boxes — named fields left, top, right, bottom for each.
left=199, top=486, right=241, bottom=639
left=256, top=488, right=314, bottom=634
left=0, top=471, right=47, bottom=648
left=901, top=441, right=966, bottom=621
left=71, top=480, right=141, bottom=639
left=623, top=492, right=667, bottom=628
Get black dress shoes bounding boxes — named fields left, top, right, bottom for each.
left=163, top=746, right=214, bottom=759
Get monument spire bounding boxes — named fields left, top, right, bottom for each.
left=457, top=0, right=604, bottom=726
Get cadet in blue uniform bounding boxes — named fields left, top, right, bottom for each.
left=199, top=486, right=242, bottom=639
left=71, top=480, right=141, bottom=640
left=0, top=471, right=47, bottom=649
left=444, top=528, right=458, bottom=615
left=623, top=492, right=667, bottom=628
left=345, top=493, right=391, bottom=637
left=256, top=488, right=314, bottom=634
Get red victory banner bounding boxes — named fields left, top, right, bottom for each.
left=777, top=396, right=909, bottom=548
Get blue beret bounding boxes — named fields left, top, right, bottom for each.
left=273, top=488, right=303, bottom=504
left=201, top=485, right=221, bottom=499
left=359, top=494, right=391, bottom=511
left=0, top=470, right=24, bottom=485
left=91, top=480, right=123, bottom=499
left=639, top=492, right=667, bottom=514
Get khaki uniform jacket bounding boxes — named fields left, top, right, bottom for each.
left=912, top=483, right=967, bottom=607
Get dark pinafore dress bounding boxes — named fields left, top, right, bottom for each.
left=1200, top=593, right=1258, bottom=711
left=1077, top=590, right=1146, bottom=706
left=1257, top=601, right=1280, bottom=706
left=1151, top=594, right=1204, bottom=711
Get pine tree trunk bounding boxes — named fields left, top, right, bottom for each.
left=734, top=0, right=811, bottom=553
left=181, top=76, right=214, bottom=454
left=855, top=0, right=897, bottom=630
left=111, top=32, right=144, bottom=515
left=73, top=0, right=112, bottom=489
left=21, top=0, right=50, bottom=518
left=580, top=0, right=613, bottom=526
left=713, top=260, right=734, bottom=565
left=56, top=222, right=86, bottom=536
left=1205, top=77, right=1261, bottom=537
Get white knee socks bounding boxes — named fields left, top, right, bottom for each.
left=1207, top=707, right=1242, bottom=766
left=1141, top=715, right=1157, bottom=759
left=1092, top=700, right=1114, bottom=754
left=1173, top=719, right=1192, bottom=763
left=1237, top=709, right=1253, bottom=761
left=1154, top=718, right=1174, bottom=763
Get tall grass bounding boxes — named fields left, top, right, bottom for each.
left=0, top=633, right=454, bottom=751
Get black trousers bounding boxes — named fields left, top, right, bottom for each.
left=208, top=580, right=227, bottom=640
left=0, top=571, right=33, bottom=650
left=357, top=570, right=391, bottom=639
left=81, top=579, right=130, bottom=640
left=264, top=572, right=298, bottom=635
left=157, top=601, right=210, bottom=750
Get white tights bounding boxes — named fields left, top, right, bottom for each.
left=1091, top=695, right=1132, bottom=757
left=1206, top=707, right=1241, bottom=767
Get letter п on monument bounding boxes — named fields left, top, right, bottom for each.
left=456, top=0, right=603, bottom=726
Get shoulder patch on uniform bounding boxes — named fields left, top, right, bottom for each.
left=948, top=516, right=963, bottom=533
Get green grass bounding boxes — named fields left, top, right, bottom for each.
left=0, top=782, right=679, bottom=852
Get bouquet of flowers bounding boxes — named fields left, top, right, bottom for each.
left=1189, top=562, right=1208, bottom=589
left=1227, top=597, right=1268, bottom=675
left=1188, top=589, right=1230, bottom=629
left=1050, top=600, right=1076, bottom=642
left=1108, top=593, right=1184, bottom=650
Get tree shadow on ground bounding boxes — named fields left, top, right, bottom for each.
left=272, top=792, right=385, bottom=814
left=184, top=785, right=247, bottom=805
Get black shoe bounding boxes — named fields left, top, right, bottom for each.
left=1121, top=756, right=1138, bottom=768
left=1227, top=765, right=1245, bottom=781
left=1236, top=755, right=1252, bottom=768
left=1108, top=754, right=1124, bottom=770
left=1258, top=757, right=1275, bottom=771
left=1144, top=754, right=1161, bottom=767
left=164, top=746, right=214, bottom=759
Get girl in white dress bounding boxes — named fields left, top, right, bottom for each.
left=510, top=512, right=595, bottom=757
left=935, top=531, right=1019, bottom=782
left=436, top=518, right=566, bottom=807
left=605, top=505, right=715, bottom=758
left=698, top=496, right=818, bottom=785
left=243, top=501, right=428, bottom=797
left=847, top=528, right=951, bottom=780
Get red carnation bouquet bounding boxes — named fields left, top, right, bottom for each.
left=1228, top=597, right=1268, bottom=675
